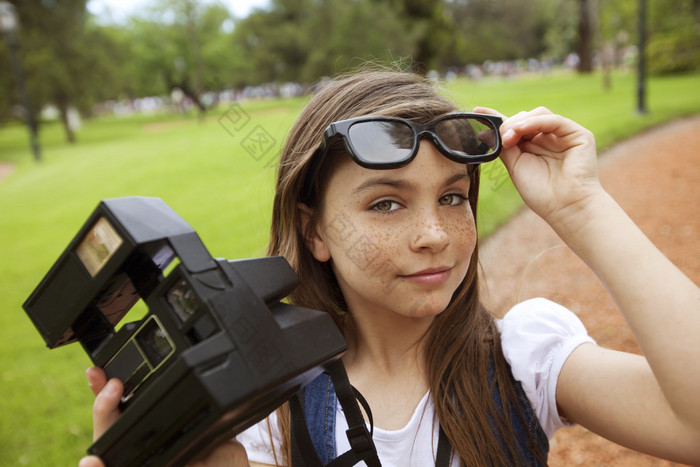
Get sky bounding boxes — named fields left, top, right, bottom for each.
left=87, top=0, right=270, bottom=22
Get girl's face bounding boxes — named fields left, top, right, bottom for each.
left=305, top=140, right=477, bottom=322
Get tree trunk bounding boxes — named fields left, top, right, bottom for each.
left=577, top=0, right=594, bottom=73
left=57, top=100, right=76, bottom=144
left=164, top=71, right=207, bottom=119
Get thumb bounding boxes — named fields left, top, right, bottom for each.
left=78, top=455, right=105, bottom=467
left=86, top=367, right=107, bottom=397
left=92, top=378, right=123, bottom=441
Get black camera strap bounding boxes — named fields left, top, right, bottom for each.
left=290, top=360, right=452, bottom=467
left=290, top=359, right=381, bottom=467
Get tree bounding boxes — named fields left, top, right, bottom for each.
left=382, top=0, right=452, bottom=74
left=577, top=0, right=595, bottom=72
left=599, top=0, right=635, bottom=67
left=231, top=0, right=417, bottom=84
left=646, top=0, right=700, bottom=74
left=0, top=27, right=17, bottom=124
left=598, top=0, right=700, bottom=75
left=444, top=0, right=549, bottom=66
left=5, top=0, right=696, bottom=128
left=127, top=0, right=236, bottom=116
left=0, top=0, right=123, bottom=142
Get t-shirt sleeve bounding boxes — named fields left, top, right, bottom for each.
left=496, top=297, right=596, bottom=438
left=235, top=411, right=283, bottom=465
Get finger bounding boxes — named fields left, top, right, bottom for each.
left=512, top=106, right=554, bottom=119
left=78, top=455, right=105, bottom=467
left=499, top=109, right=548, bottom=148
left=86, top=367, right=107, bottom=397
left=502, top=124, right=533, bottom=149
left=504, top=114, right=592, bottom=151
left=502, top=107, right=555, bottom=131
left=93, top=378, right=123, bottom=441
left=472, top=106, right=506, bottom=119
left=510, top=114, right=584, bottom=140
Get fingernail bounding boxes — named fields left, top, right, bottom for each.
left=85, top=368, right=95, bottom=387
left=104, top=379, right=120, bottom=396
left=504, top=129, right=515, bottom=140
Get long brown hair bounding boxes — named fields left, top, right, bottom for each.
left=267, top=70, right=543, bottom=465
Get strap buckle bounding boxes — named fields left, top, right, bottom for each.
left=346, top=424, right=374, bottom=459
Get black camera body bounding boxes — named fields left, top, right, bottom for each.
left=22, top=197, right=346, bottom=466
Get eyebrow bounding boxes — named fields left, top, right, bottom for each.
left=352, top=170, right=470, bottom=195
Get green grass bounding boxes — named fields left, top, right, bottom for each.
left=0, top=70, right=699, bottom=465
left=0, top=98, right=308, bottom=464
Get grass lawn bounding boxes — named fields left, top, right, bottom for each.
left=0, top=70, right=698, bottom=465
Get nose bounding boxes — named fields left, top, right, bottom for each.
left=409, top=207, right=450, bottom=252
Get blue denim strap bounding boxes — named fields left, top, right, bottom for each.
left=489, top=360, right=549, bottom=465
left=303, top=371, right=337, bottom=464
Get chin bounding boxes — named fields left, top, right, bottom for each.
left=403, top=296, right=451, bottom=319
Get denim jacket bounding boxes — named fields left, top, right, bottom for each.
left=301, top=367, right=549, bottom=466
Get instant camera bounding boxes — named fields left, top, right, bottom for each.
left=23, top=197, right=346, bottom=466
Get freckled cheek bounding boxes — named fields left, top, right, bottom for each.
left=447, top=211, right=477, bottom=253
left=322, top=217, right=399, bottom=272
left=352, top=227, right=401, bottom=267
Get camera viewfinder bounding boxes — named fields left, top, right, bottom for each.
left=104, top=315, right=175, bottom=402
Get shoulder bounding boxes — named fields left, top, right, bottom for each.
left=497, top=298, right=596, bottom=437
left=236, top=411, right=282, bottom=465
left=497, top=297, right=591, bottom=344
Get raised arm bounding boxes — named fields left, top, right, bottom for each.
left=476, top=106, right=700, bottom=462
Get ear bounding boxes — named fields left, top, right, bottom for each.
left=298, top=203, right=331, bottom=262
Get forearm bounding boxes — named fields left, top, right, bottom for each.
left=550, top=188, right=700, bottom=426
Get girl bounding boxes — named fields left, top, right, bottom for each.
left=82, top=70, right=700, bottom=466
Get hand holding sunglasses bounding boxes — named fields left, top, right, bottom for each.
left=476, top=106, right=601, bottom=226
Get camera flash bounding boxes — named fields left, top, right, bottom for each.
left=75, top=217, right=123, bottom=277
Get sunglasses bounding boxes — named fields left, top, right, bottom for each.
left=302, top=112, right=503, bottom=201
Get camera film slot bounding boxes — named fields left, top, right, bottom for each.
left=104, top=315, right=176, bottom=402
left=75, top=217, right=123, bottom=277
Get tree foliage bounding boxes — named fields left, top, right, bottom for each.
left=1, top=0, right=102, bottom=141
left=444, top=0, right=549, bottom=64
left=646, top=0, right=700, bottom=74
left=232, top=0, right=419, bottom=83
left=1, top=0, right=699, bottom=132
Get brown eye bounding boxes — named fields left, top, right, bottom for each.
left=372, top=200, right=400, bottom=212
left=439, top=194, right=467, bottom=206
left=375, top=200, right=392, bottom=211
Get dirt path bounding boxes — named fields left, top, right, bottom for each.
left=479, top=115, right=700, bottom=466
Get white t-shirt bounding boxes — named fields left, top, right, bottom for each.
left=237, top=298, right=595, bottom=466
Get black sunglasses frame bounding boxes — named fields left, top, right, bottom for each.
left=301, top=112, right=503, bottom=202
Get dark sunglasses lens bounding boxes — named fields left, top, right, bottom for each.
left=435, top=117, right=498, bottom=157
left=347, top=121, right=414, bottom=165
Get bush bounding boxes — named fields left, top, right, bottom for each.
left=648, top=28, right=700, bottom=74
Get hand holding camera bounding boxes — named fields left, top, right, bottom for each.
left=79, top=368, right=250, bottom=467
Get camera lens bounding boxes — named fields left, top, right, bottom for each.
left=167, top=278, right=201, bottom=322
left=135, top=317, right=174, bottom=368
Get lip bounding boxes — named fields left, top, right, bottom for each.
left=400, top=266, right=453, bottom=286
